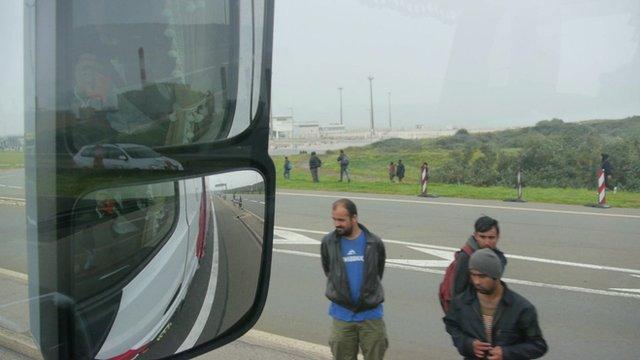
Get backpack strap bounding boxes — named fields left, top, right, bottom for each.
left=460, top=244, right=473, bottom=256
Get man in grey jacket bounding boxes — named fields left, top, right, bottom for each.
left=321, top=198, right=387, bottom=360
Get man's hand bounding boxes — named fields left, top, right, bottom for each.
left=472, top=339, right=491, bottom=358
left=488, top=346, right=503, bottom=360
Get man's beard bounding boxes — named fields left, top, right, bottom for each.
left=335, top=225, right=353, bottom=237
left=474, top=284, right=495, bottom=295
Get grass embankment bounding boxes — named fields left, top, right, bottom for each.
left=0, top=151, right=24, bottom=169
left=274, top=155, right=640, bottom=208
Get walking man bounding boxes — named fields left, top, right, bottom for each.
left=337, top=149, right=351, bottom=182
left=447, top=216, right=507, bottom=310
left=601, top=153, right=615, bottom=192
left=443, top=249, right=548, bottom=359
left=321, top=199, right=388, bottom=360
left=309, top=151, right=322, bottom=183
left=396, top=159, right=405, bottom=183
left=284, top=156, right=292, bottom=179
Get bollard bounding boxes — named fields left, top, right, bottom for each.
left=504, top=169, right=526, bottom=203
left=586, top=169, right=611, bottom=208
left=418, top=165, right=438, bottom=198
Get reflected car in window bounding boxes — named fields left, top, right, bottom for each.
left=73, top=143, right=183, bottom=170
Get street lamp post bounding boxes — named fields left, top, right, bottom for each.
left=368, top=76, right=375, bottom=137
left=338, top=87, right=343, bottom=125
left=388, top=91, right=392, bottom=130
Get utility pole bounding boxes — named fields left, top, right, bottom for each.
left=368, top=76, right=375, bottom=136
left=387, top=91, right=392, bottom=130
left=338, top=87, right=343, bottom=125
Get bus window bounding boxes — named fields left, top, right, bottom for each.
left=62, top=0, right=261, bottom=152
left=71, top=182, right=178, bottom=301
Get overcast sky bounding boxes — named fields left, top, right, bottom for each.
left=1, top=0, right=639, bottom=136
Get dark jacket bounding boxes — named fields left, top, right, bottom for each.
left=320, top=224, right=386, bottom=312
left=309, top=155, right=322, bottom=169
left=443, top=283, right=548, bottom=360
left=396, top=163, right=405, bottom=177
left=452, top=236, right=507, bottom=299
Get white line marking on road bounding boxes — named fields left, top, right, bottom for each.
left=274, top=229, right=320, bottom=245
left=631, top=274, right=640, bottom=278
left=274, top=226, right=640, bottom=275
left=0, top=267, right=28, bottom=284
left=609, top=288, right=640, bottom=294
left=273, top=249, right=640, bottom=300
left=387, top=259, right=451, bottom=268
left=277, top=192, right=640, bottom=219
left=407, top=246, right=454, bottom=262
left=176, top=199, right=220, bottom=353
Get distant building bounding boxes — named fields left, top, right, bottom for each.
left=297, top=122, right=320, bottom=139
left=0, top=136, right=24, bottom=151
left=320, top=124, right=346, bottom=137
left=271, top=115, right=294, bottom=138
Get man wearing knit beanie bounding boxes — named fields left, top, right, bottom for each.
left=443, top=249, right=548, bottom=359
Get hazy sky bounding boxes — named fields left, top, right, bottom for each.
left=2, top=0, right=639, bottom=136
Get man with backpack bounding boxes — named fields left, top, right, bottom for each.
left=396, top=159, right=405, bottom=183
left=439, top=216, right=507, bottom=314
left=337, top=149, right=351, bottom=183
left=284, top=156, right=292, bottom=179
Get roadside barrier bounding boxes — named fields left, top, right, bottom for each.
left=418, top=167, right=438, bottom=198
left=504, top=169, right=525, bottom=203
left=590, top=169, right=611, bottom=208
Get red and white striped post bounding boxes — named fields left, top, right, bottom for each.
left=420, top=167, right=428, bottom=195
left=418, top=164, right=438, bottom=197
left=596, top=168, right=609, bottom=207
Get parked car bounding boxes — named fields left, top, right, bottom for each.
left=73, top=143, right=183, bottom=170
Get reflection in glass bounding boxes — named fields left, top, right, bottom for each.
left=62, top=0, right=254, bottom=153
left=65, top=170, right=264, bottom=359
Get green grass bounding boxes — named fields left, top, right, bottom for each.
left=275, top=155, right=640, bottom=208
left=0, top=151, right=24, bottom=169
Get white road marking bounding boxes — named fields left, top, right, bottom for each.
left=277, top=192, right=640, bottom=219
left=387, top=259, right=451, bottom=268
left=0, top=184, right=22, bottom=189
left=273, top=249, right=640, bottom=300
left=631, top=274, right=640, bottom=278
left=176, top=199, right=220, bottom=353
left=274, top=226, right=640, bottom=275
left=274, top=229, right=320, bottom=245
left=0, top=267, right=28, bottom=284
left=609, top=288, right=640, bottom=294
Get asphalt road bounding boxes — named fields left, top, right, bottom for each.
left=253, top=190, right=640, bottom=359
left=141, top=194, right=264, bottom=359
left=2, top=167, right=640, bottom=359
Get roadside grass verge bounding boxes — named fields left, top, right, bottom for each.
left=0, top=151, right=24, bottom=169
left=274, top=156, right=640, bottom=208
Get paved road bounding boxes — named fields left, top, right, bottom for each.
left=252, top=190, right=640, bottom=359
left=142, top=194, right=264, bottom=358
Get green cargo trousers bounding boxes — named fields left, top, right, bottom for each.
left=329, top=318, right=388, bottom=360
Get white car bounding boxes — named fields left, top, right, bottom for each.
left=73, top=143, right=183, bottom=170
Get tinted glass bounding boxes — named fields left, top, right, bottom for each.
left=71, top=182, right=178, bottom=300
left=62, top=0, right=252, bottom=153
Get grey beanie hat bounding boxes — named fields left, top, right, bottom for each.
left=469, top=248, right=503, bottom=279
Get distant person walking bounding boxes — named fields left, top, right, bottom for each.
left=396, top=159, right=405, bottom=183
left=284, top=156, right=292, bottom=179
left=387, top=162, right=396, bottom=182
left=337, top=150, right=351, bottom=183
left=321, top=198, right=388, bottom=360
left=601, top=153, right=615, bottom=192
left=309, top=151, right=322, bottom=183
left=443, top=249, right=548, bottom=359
